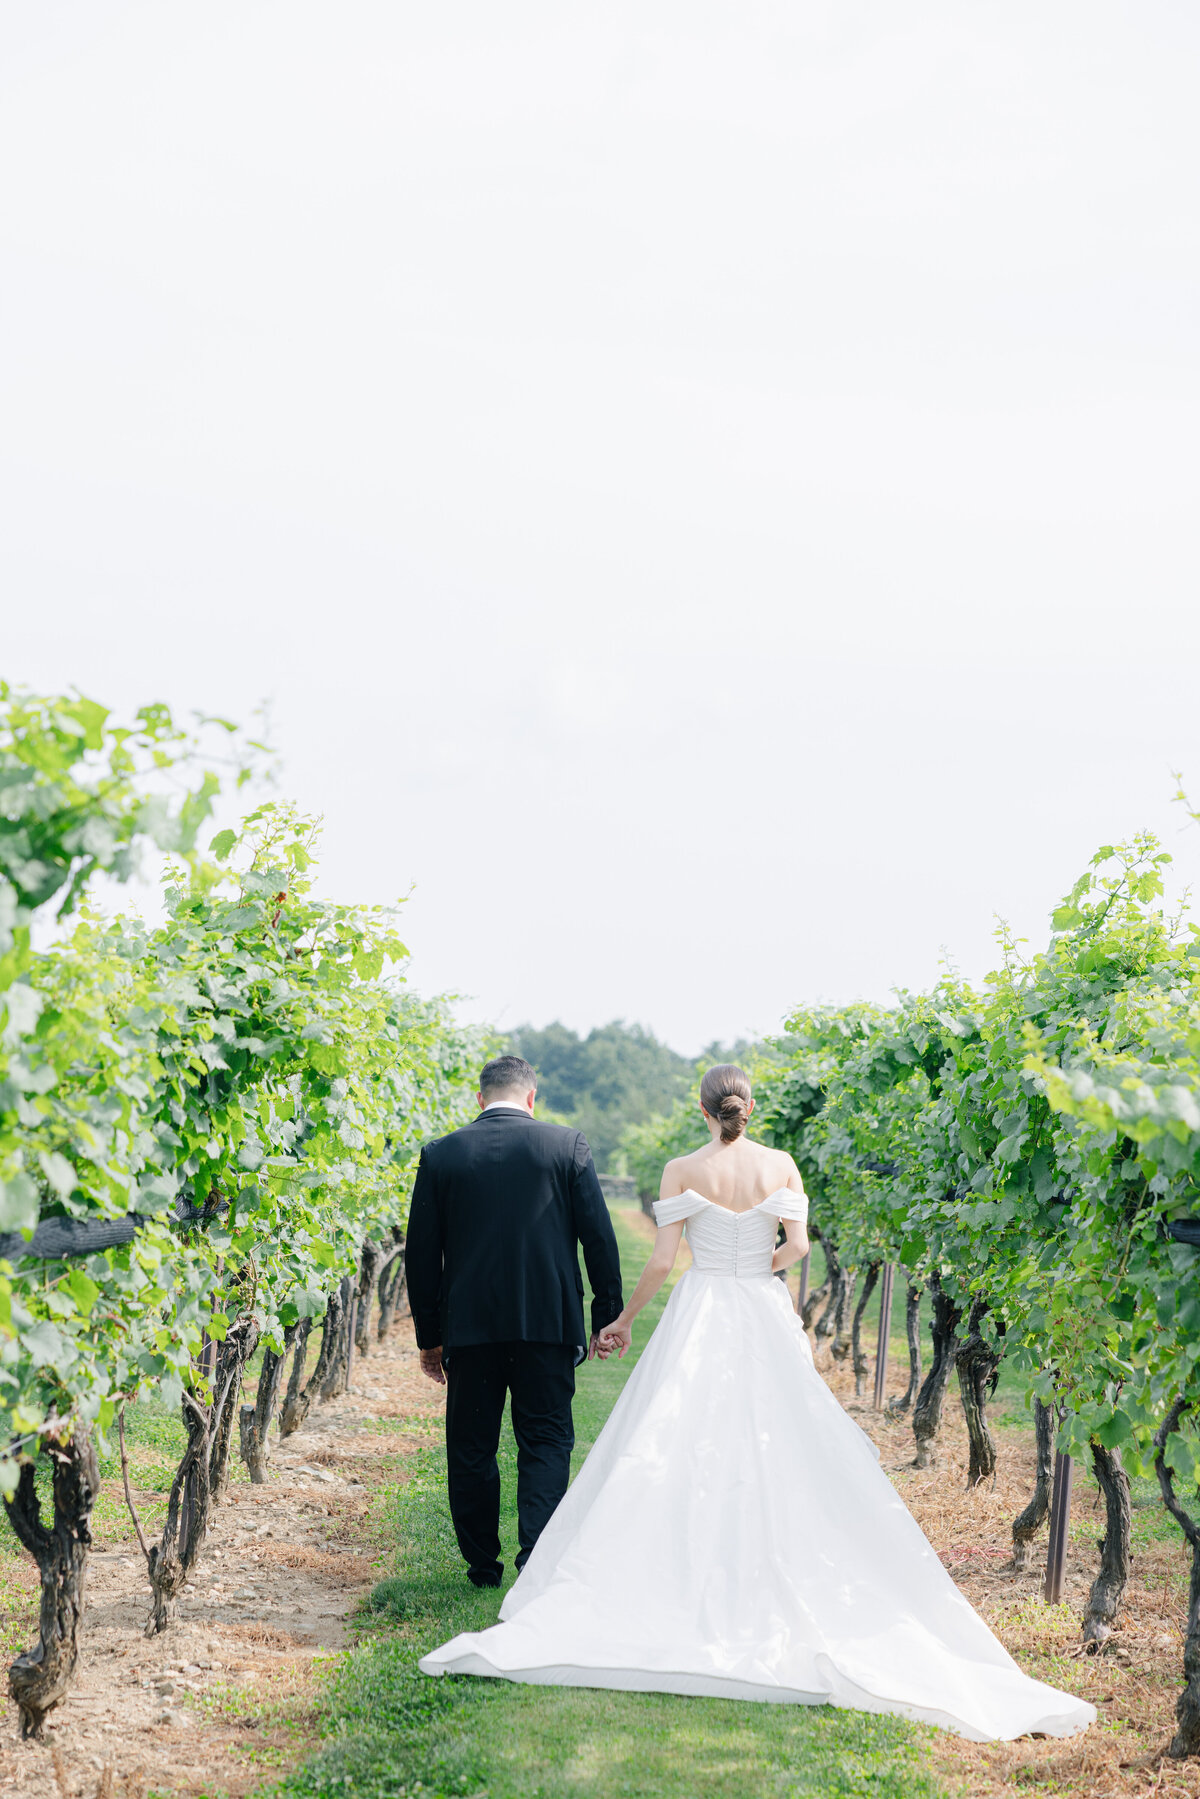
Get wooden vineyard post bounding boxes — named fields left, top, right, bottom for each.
left=872, top=1264, right=895, bottom=1409
left=797, top=1252, right=810, bottom=1314
left=1044, top=1447, right=1074, bottom=1605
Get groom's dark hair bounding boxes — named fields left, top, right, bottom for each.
left=480, top=1054, right=537, bottom=1097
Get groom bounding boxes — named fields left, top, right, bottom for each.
left=405, top=1054, right=624, bottom=1586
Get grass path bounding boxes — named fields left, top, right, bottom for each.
left=269, top=1205, right=947, bottom=1799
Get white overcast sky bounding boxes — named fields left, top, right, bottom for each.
left=2, top=2, right=1198, bottom=1054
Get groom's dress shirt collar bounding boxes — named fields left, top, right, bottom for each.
left=481, top=1101, right=532, bottom=1114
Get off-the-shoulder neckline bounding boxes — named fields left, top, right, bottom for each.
left=661, top=1186, right=799, bottom=1217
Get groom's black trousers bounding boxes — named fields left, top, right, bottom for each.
left=444, top=1341, right=576, bottom=1579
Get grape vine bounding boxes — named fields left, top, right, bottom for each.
left=0, top=688, right=479, bottom=1735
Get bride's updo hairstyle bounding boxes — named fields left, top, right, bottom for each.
left=699, top=1064, right=753, bottom=1143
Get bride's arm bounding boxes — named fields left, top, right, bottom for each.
left=771, top=1216, right=809, bottom=1272
left=595, top=1220, right=684, bottom=1360
left=769, top=1152, right=809, bottom=1272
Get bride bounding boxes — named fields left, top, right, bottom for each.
left=420, top=1065, right=1095, bottom=1742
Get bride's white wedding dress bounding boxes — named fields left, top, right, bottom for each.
left=420, top=1190, right=1094, bottom=1743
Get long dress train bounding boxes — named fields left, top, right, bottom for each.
left=420, top=1190, right=1095, bottom=1743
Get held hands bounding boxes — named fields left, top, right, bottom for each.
left=595, top=1319, right=633, bottom=1360
left=420, top=1346, right=446, bottom=1386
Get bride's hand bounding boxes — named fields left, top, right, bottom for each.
left=598, top=1321, right=633, bottom=1360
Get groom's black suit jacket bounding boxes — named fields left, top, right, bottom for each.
left=404, top=1107, right=624, bottom=1355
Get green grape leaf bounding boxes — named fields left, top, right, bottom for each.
left=65, top=1269, right=101, bottom=1318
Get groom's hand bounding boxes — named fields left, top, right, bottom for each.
left=420, top=1346, right=446, bottom=1385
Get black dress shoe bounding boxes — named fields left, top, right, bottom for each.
left=468, top=1568, right=502, bottom=1588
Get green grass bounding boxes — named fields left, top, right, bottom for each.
left=261, top=1205, right=949, bottom=1799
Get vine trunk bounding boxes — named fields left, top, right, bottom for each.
left=850, top=1262, right=881, bottom=1398
left=319, top=1274, right=357, bottom=1400
left=209, top=1314, right=260, bottom=1505
left=4, top=1432, right=99, bottom=1739
left=278, top=1318, right=313, bottom=1437
left=239, top=1323, right=299, bottom=1484
left=1082, top=1438, right=1132, bottom=1650
left=376, top=1229, right=408, bottom=1342
left=829, top=1268, right=857, bottom=1363
left=355, top=1238, right=385, bottom=1357
left=1154, top=1400, right=1200, bottom=1757
left=889, top=1281, right=923, bottom=1413
left=956, top=1299, right=1001, bottom=1487
left=912, top=1274, right=961, bottom=1469
left=146, top=1399, right=211, bottom=1634
left=1011, top=1399, right=1054, bottom=1571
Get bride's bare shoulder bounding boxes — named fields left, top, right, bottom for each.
left=752, top=1140, right=802, bottom=1181
left=660, top=1142, right=709, bottom=1191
